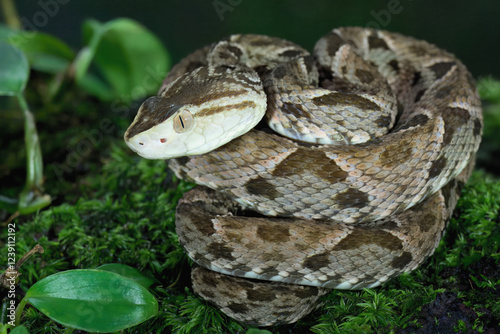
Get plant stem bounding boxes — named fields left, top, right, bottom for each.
left=14, top=297, right=27, bottom=327
left=0, top=0, right=21, bottom=30
left=14, top=298, right=28, bottom=327
left=19, top=93, right=41, bottom=190
left=17, top=93, right=51, bottom=214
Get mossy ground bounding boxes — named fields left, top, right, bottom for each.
left=1, top=76, right=499, bottom=333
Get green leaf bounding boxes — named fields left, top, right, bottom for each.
left=10, top=326, right=29, bottom=334
left=246, top=329, right=274, bottom=334
left=0, top=25, right=74, bottom=73
left=75, top=18, right=170, bottom=102
left=0, top=42, right=29, bottom=95
left=9, top=325, right=29, bottom=334
left=25, top=269, right=158, bottom=332
left=96, top=263, right=158, bottom=288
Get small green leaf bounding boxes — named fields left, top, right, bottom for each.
left=25, top=269, right=158, bottom=332
left=246, top=329, right=274, bottom=334
left=9, top=325, right=29, bottom=334
left=0, top=25, right=74, bottom=73
left=96, top=263, right=158, bottom=288
left=0, top=42, right=29, bottom=95
left=75, top=18, right=169, bottom=102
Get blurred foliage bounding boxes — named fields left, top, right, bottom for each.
left=0, top=17, right=169, bottom=215
left=0, top=42, right=50, bottom=214
left=0, top=17, right=169, bottom=103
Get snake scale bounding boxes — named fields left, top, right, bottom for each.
left=124, top=27, right=482, bottom=326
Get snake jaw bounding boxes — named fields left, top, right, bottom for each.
left=124, top=124, right=187, bottom=160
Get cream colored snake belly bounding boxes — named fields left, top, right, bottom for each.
left=124, top=27, right=483, bottom=326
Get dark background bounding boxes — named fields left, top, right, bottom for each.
left=12, top=0, right=500, bottom=79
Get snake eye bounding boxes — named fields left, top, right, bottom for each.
left=173, top=110, right=194, bottom=133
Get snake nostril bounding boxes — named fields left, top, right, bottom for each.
left=160, top=138, right=167, bottom=143
left=139, top=142, right=144, bottom=146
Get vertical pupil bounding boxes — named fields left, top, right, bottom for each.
left=179, top=116, right=184, bottom=128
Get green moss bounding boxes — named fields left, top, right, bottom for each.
left=443, top=172, right=500, bottom=267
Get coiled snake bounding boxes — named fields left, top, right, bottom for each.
left=124, top=27, right=482, bottom=326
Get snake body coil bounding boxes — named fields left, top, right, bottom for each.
left=124, top=27, right=482, bottom=326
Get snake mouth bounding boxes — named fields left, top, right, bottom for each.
left=125, top=128, right=200, bottom=160
left=132, top=137, right=167, bottom=147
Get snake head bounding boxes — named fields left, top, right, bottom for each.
left=124, top=96, right=191, bottom=159
left=124, top=67, right=267, bottom=160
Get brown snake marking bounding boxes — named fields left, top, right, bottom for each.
left=125, top=27, right=482, bottom=326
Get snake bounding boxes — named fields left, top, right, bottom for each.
left=124, top=27, right=483, bottom=326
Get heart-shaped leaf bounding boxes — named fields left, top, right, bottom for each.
left=25, top=269, right=158, bottom=332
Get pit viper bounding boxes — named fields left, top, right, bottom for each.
left=124, top=27, right=482, bottom=326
